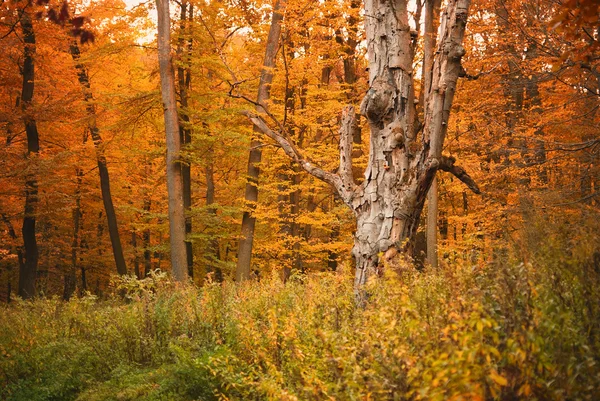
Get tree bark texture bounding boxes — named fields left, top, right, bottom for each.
left=2, top=213, right=24, bottom=302
left=70, top=42, right=128, bottom=276
left=177, top=0, right=194, bottom=278
left=64, top=168, right=83, bottom=300
left=244, top=0, right=477, bottom=293
left=156, top=0, right=188, bottom=282
left=424, top=0, right=441, bottom=269
left=205, top=162, right=223, bottom=281
left=235, top=0, right=285, bottom=282
left=19, top=10, right=39, bottom=299
left=143, top=197, right=152, bottom=276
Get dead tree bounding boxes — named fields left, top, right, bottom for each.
left=244, top=0, right=479, bottom=291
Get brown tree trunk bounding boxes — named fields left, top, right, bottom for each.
left=235, top=0, right=285, bottom=282
left=142, top=197, right=152, bottom=276
left=279, top=52, right=304, bottom=281
left=18, top=10, right=39, bottom=299
left=132, top=230, right=141, bottom=279
left=205, top=162, right=223, bottom=281
left=177, top=0, right=194, bottom=278
left=64, top=168, right=82, bottom=300
left=1, top=213, right=24, bottom=301
left=156, top=0, right=188, bottom=282
left=70, top=42, right=128, bottom=276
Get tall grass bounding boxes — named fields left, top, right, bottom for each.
left=1, top=228, right=599, bottom=400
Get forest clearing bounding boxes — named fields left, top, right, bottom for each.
left=1, top=0, right=599, bottom=399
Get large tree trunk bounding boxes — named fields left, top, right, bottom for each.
left=235, top=0, right=285, bottom=282
left=18, top=10, right=40, bottom=299
left=350, top=0, right=424, bottom=286
left=245, top=0, right=477, bottom=294
left=156, top=0, right=188, bottom=282
left=351, top=0, right=476, bottom=289
left=70, top=42, right=128, bottom=276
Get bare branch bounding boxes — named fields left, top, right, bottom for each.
left=228, top=81, right=286, bottom=132
left=242, top=111, right=354, bottom=205
left=438, top=155, right=480, bottom=194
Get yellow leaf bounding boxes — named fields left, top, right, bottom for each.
left=476, top=321, right=483, bottom=332
left=489, top=371, right=508, bottom=386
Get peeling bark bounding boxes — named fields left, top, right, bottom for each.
left=244, top=0, right=476, bottom=292
left=424, top=0, right=442, bottom=269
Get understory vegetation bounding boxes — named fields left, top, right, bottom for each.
left=1, top=222, right=599, bottom=401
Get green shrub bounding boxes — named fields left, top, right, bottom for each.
left=1, top=231, right=599, bottom=400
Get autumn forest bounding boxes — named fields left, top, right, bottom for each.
left=0, top=0, right=599, bottom=399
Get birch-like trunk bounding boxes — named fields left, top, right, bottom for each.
left=245, top=0, right=478, bottom=292
left=424, top=0, right=441, bottom=269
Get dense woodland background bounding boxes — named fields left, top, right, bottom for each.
left=0, top=0, right=599, bottom=399
left=0, top=0, right=597, bottom=299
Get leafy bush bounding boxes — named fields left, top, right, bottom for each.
left=1, top=234, right=599, bottom=400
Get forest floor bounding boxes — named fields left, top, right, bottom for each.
left=1, top=227, right=600, bottom=401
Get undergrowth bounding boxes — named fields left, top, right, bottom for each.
left=1, top=229, right=599, bottom=400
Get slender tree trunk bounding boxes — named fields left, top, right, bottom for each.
left=426, top=177, right=439, bottom=267
left=278, top=63, right=304, bottom=281
left=424, top=0, right=441, bottom=269
left=64, top=168, right=82, bottom=300
left=80, top=238, right=87, bottom=294
left=132, top=230, right=141, bottom=278
left=70, top=42, right=128, bottom=276
left=338, top=0, right=361, bottom=103
left=154, top=223, right=164, bottom=271
left=1, top=213, right=24, bottom=301
left=235, top=0, right=285, bottom=281
left=156, top=0, right=188, bottom=282
left=143, top=198, right=152, bottom=276
left=18, top=10, right=39, bottom=299
left=205, top=162, right=223, bottom=281
left=177, top=0, right=194, bottom=278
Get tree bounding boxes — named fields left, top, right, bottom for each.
left=18, top=9, right=40, bottom=299
left=156, top=0, right=188, bottom=282
left=424, top=0, right=442, bottom=269
left=244, top=0, right=479, bottom=290
left=235, top=0, right=286, bottom=282
left=70, top=41, right=128, bottom=277
left=176, top=0, right=194, bottom=278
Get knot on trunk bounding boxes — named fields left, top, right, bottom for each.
left=360, top=76, right=395, bottom=122
left=449, top=43, right=466, bottom=60
left=385, top=120, right=405, bottom=149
